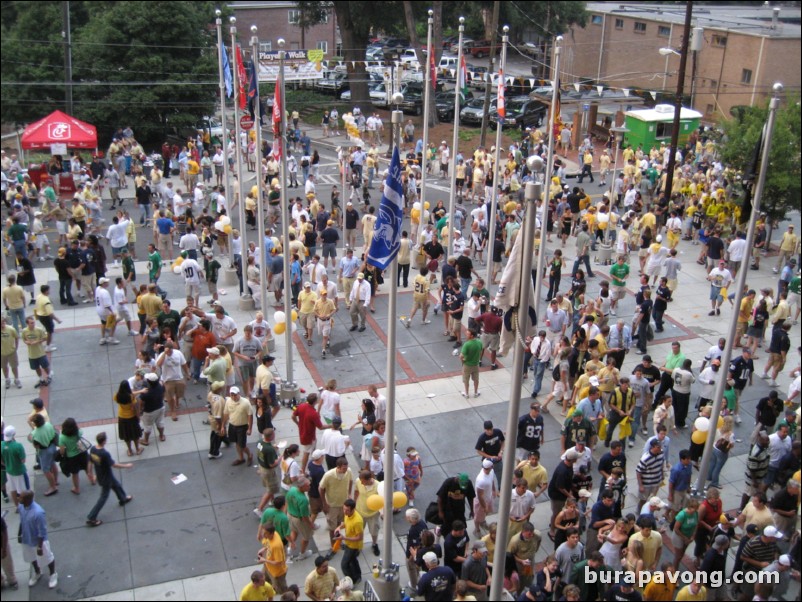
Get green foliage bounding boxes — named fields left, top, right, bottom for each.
left=718, top=95, right=801, bottom=222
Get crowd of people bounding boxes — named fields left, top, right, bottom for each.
left=1, top=103, right=801, bottom=602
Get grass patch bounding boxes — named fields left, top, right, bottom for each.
left=458, top=129, right=479, bottom=143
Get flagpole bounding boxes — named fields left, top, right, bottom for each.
left=215, top=10, right=235, bottom=268
left=230, top=17, right=251, bottom=306
left=489, top=174, right=542, bottom=601
left=417, top=9, right=434, bottom=251
left=250, top=27, right=268, bottom=314
left=278, top=38, right=296, bottom=391
left=485, top=26, right=509, bottom=287
left=693, top=83, right=782, bottom=495
left=532, top=36, right=562, bottom=310
left=446, top=17, right=465, bottom=258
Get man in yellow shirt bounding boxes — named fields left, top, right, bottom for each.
left=599, top=149, right=611, bottom=186
left=304, top=557, right=339, bottom=600
left=71, top=198, right=87, bottom=232
left=2, top=273, right=27, bottom=333
left=186, top=157, right=200, bottom=190
left=297, top=282, right=318, bottom=345
left=338, top=499, right=364, bottom=584
left=256, top=522, right=286, bottom=595
left=239, top=570, right=276, bottom=601
left=675, top=581, right=707, bottom=601
left=775, top=224, right=799, bottom=273
left=34, top=284, right=62, bottom=352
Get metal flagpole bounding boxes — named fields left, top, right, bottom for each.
left=230, top=17, right=251, bottom=304
left=446, top=17, right=465, bottom=258
left=278, top=38, right=296, bottom=392
left=489, top=175, right=542, bottom=601
left=417, top=9, right=434, bottom=250
left=532, top=36, right=562, bottom=308
left=377, top=91, right=404, bottom=601
left=485, top=26, right=509, bottom=286
left=250, top=27, right=268, bottom=313
left=693, top=83, right=783, bottom=494
left=215, top=10, right=234, bottom=267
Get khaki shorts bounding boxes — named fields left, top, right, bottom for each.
left=638, top=485, right=660, bottom=501
left=290, top=515, right=313, bottom=541
left=463, top=364, right=479, bottom=386
left=165, top=380, right=186, bottom=399
left=1, top=351, right=19, bottom=371
left=481, top=332, right=500, bottom=352
left=612, top=285, right=627, bottom=300
left=638, top=248, right=649, bottom=258
left=300, top=312, right=315, bottom=330
left=667, top=278, right=678, bottom=292
left=158, top=237, right=171, bottom=254
left=185, top=283, right=200, bottom=299
left=208, top=281, right=218, bottom=296
left=259, top=466, right=281, bottom=494
left=325, top=504, right=344, bottom=532
left=448, top=315, right=462, bottom=334
left=317, top=318, right=332, bottom=337
left=552, top=381, right=568, bottom=400
left=300, top=441, right=316, bottom=454
left=309, top=496, right=323, bottom=517
left=412, top=297, right=429, bottom=311
left=117, top=307, right=133, bottom=322
left=671, top=490, right=690, bottom=512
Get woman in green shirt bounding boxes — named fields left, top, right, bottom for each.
left=670, top=498, right=699, bottom=566
left=58, top=417, right=95, bottom=494
left=30, top=414, right=59, bottom=496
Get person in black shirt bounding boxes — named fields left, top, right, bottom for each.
left=728, top=348, right=754, bottom=424
left=138, top=374, right=166, bottom=445
left=548, top=452, right=577, bottom=536
left=634, top=289, right=653, bottom=355
left=444, top=281, right=465, bottom=347
left=653, top=277, right=671, bottom=332
left=443, top=520, right=469, bottom=576
left=516, top=402, right=544, bottom=459
left=436, top=475, right=475, bottom=534
left=755, top=391, right=783, bottom=435
left=53, top=248, right=77, bottom=305
left=476, top=420, right=505, bottom=486
left=598, top=441, right=627, bottom=492
left=405, top=509, right=429, bottom=590
left=424, top=239, right=445, bottom=282
left=86, top=431, right=133, bottom=526
left=705, top=229, right=725, bottom=270
left=491, top=232, right=505, bottom=284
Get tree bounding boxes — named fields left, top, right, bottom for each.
left=70, top=2, right=220, bottom=147
left=718, top=95, right=801, bottom=230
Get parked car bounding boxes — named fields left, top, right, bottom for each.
left=489, top=96, right=547, bottom=130
left=365, top=46, right=385, bottom=61
left=399, top=48, right=424, bottom=67
left=469, top=40, right=501, bottom=58
left=435, top=90, right=474, bottom=121
left=314, top=72, right=349, bottom=97
left=459, top=97, right=497, bottom=126
left=467, top=65, right=489, bottom=89
left=340, top=81, right=386, bottom=104
left=450, top=37, right=474, bottom=54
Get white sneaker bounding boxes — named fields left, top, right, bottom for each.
left=759, top=373, right=768, bottom=379
left=610, top=309, right=617, bottom=316
left=423, top=319, right=431, bottom=324
left=253, top=507, right=262, bottom=517
left=46, top=345, right=57, bottom=352
left=129, top=330, right=138, bottom=336
left=299, top=550, right=313, bottom=560
left=15, top=379, right=22, bottom=389
left=108, top=338, right=120, bottom=345
left=99, top=338, right=108, bottom=345
left=734, top=414, right=742, bottom=425
left=768, top=379, right=778, bottom=388
left=48, top=572, right=58, bottom=589
left=28, top=569, right=41, bottom=587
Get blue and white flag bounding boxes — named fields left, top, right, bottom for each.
left=222, top=44, right=233, bottom=98
left=367, top=147, right=404, bottom=270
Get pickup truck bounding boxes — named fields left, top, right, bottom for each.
left=469, top=40, right=501, bottom=58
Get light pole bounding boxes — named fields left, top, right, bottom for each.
left=607, top=125, right=629, bottom=209
left=485, top=26, right=509, bottom=287
left=250, top=26, right=268, bottom=313
left=215, top=9, right=235, bottom=267
left=416, top=9, right=434, bottom=251
left=446, top=17, right=465, bottom=258
left=230, top=17, right=253, bottom=309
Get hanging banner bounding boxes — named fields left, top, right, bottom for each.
left=256, top=49, right=326, bottom=82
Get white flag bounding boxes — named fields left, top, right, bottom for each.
left=494, top=225, right=537, bottom=357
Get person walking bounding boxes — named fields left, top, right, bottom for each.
left=85, top=432, right=134, bottom=526
left=460, top=329, right=483, bottom=398
left=18, top=490, right=58, bottom=589
left=337, top=499, right=364, bottom=585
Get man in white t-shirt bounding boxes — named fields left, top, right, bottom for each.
left=181, top=254, right=203, bottom=305
left=106, top=216, right=130, bottom=266
left=726, top=231, right=747, bottom=277
left=707, top=260, right=733, bottom=315
left=156, top=342, right=189, bottom=421
left=179, top=226, right=201, bottom=260
left=95, top=277, right=118, bottom=345
left=113, top=277, right=136, bottom=336
left=473, top=459, right=497, bottom=536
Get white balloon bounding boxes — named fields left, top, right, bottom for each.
left=694, top=417, right=710, bottom=432
left=412, top=201, right=421, bottom=211
left=172, top=264, right=183, bottom=274
left=273, top=311, right=286, bottom=323
left=220, top=215, right=231, bottom=226
left=214, top=221, right=224, bottom=232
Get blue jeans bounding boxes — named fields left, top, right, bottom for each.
left=368, top=167, right=375, bottom=189
left=8, top=307, right=25, bottom=333
left=707, top=447, right=728, bottom=487
left=87, top=477, right=127, bottom=521
left=190, top=357, right=203, bottom=380
left=139, top=203, right=151, bottom=224
left=13, top=239, right=27, bottom=259
left=571, top=254, right=595, bottom=277
left=460, top=277, right=471, bottom=297
left=531, top=359, right=547, bottom=396
left=341, top=546, right=362, bottom=583
left=630, top=406, right=643, bottom=441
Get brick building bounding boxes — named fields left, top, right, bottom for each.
left=561, top=3, right=801, bottom=122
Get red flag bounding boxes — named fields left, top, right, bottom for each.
left=272, top=75, right=283, bottom=158
left=236, top=45, right=247, bottom=110
left=429, top=45, right=437, bottom=90
left=497, top=69, right=505, bottom=119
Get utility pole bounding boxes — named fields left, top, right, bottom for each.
left=62, top=1, right=73, bottom=114
left=479, top=0, right=500, bottom=147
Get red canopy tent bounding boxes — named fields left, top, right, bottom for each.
left=21, top=110, right=97, bottom=150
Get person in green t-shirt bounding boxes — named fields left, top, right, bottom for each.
left=460, top=329, right=484, bottom=399
left=286, top=478, right=314, bottom=560
left=258, top=495, right=291, bottom=544
left=122, top=248, right=136, bottom=284
left=147, top=244, right=163, bottom=285
left=21, top=316, right=50, bottom=387
left=609, top=255, right=630, bottom=316
left=1, top=424, right=27, bottom=506
left=204, top=251, right=222, bottom=304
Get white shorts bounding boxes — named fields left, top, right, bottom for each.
left=552, top=381, right=568, bottom=400
left=56, top=221, right=67, bottom=235
left=185, top=283, right=200, bottom=298
left=23, top=540, right=54, bottom=565
left=317, top=318, right=332, bottom=337
left=35, top=235, right=49, bottom=250
left=117, top=307, right=133, bottom=322
left=300, top=441, right=315, bottom=454
left=788, top=292, right=800, bottom=310
left=6, top=473, right=26, bottom=494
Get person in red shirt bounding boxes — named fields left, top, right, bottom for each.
left=188, top=319, right=217, bottom=382
left=475, top=307, right=503, bottom=370
left=291, top=393, right=331, bottom=469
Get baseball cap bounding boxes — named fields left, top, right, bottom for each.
left=207, top=347, right=221, bottom=355
left=649, top=496, right=666, bottom=508
left=763, top=525, right=783, bottom=538
left=98, top=277, right=110, bottom=285
left=357, top=273, right=365, bottom=280
left=458, top=473, right=470, bottom=488
left=3, top=425, right=16, bottom=439
left=422, top=551, right=438, bottom=565
left=29, top=398, right=44, bottom=409
left=407, top=448, right=419, bottom=456
left=304, top=282, right=311, bottom=288
left=482, top=459, right=494, bottom=469
left=320, top=289, right=328, bottom=295
left=778, top=554, right=792, bottom=566
left=229, top=386, right=241, bottom=395
left=745, top=523, right=759, bottom=535
left=311, top=450, right=326, bottom=460
left=588, top=376, right=600, bottom=387
left=577, top=488, right=592, bottom=498
left=145, top=372, right=159, bottom=382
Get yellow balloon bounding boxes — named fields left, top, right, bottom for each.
left=423, top=201, right=430, bottom=210
left=290, top=309, right=298, bottom=322
left=174, top=256, right=184, bottom=267
left=411, top=208, right=420, bottom=220
left=224, top=224, right=232, bottom=235
left=367, top=494, right=384, bottom=512
left=273, top=322, right=286, bottom=335
left=691, top=430, right=707, bottom=445
left=717, top=416, right=724, bottom=429
left=392, top=491, right=408, bottom=509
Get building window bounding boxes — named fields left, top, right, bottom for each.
left=634, top=22, right=647, bottom=33
left=741, top=69, right=753, bottom=84
left=712, top=34, right=727, bottom=47
left=710, top=79, right=717, bottom=88
left=288, top=9, right=300, bottom=24
left=259, top=42, right=272, bottom=53
left=335, top=42, right=343, bottom=57
left=615, top=18, right=624, bottom=30
left=658, top=26, right=670, bottom=37
left=591, top=15, right=603, bottom=25
left=317, top=41, right=328, bottom=54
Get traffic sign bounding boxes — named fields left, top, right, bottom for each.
left=240, top=115, right=254, bottom=130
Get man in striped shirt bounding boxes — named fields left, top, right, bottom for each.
left=635, top=439, right=664, bottom=513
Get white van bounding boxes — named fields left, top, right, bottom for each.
left=400, top=48, right=423, bottom=67
left=438, top=55, right=457, bottom=75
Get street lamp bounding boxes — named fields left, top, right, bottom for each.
left=658, top=47, right=680, bottom=57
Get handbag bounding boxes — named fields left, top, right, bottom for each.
left=76, top=436, right=92, bottom=453
left=715, top=438, right=732, bottom=452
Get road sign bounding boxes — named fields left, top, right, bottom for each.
left=240, top=115, right=254, bottom=130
